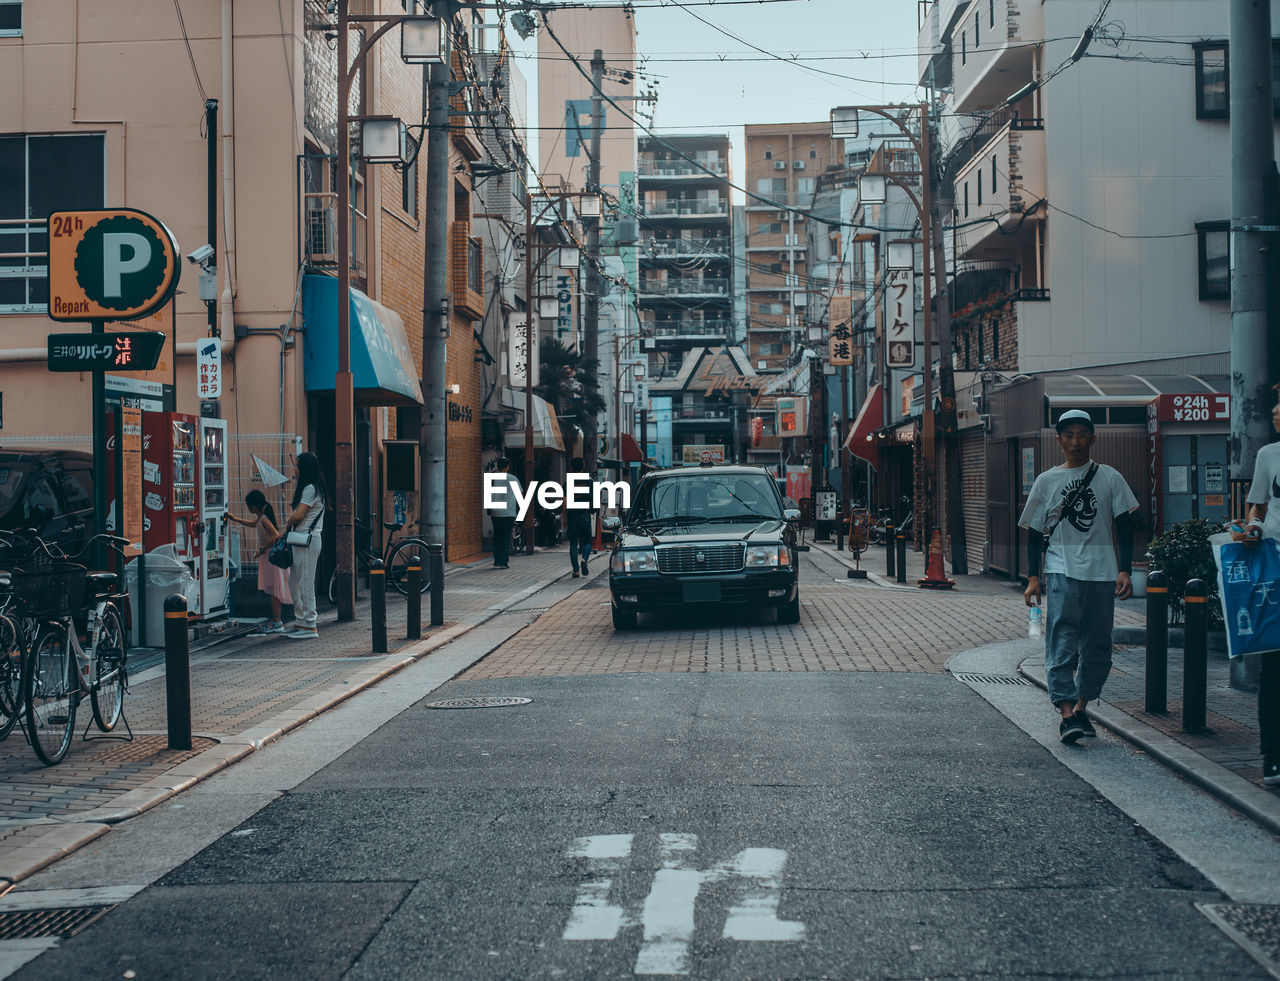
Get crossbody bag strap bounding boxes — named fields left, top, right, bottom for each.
left=1044, top=463, right=1099, bottom=544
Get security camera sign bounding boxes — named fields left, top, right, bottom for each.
left=47, top=209, right=181, bottom=322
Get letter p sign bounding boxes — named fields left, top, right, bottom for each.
left=48, top=209, right=181, bottom=322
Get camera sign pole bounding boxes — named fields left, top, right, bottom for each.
left=47, top=208, right=181, bottom=569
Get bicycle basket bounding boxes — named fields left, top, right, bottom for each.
left=11, top=561, right=88, bottom=619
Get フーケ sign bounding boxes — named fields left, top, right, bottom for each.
left=47, top=209, right=180, bottom=322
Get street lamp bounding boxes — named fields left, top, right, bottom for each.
left=332, top=4, right=446, bottom=621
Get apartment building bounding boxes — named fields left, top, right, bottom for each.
left=742, top=122, right=835, bottom=374
left=636, top=134, right=735, bottom=375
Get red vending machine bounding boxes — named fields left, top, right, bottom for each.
left=142, top=412, right=201, bottom=564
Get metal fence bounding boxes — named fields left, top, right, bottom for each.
left=227, top=433, right=300, bottom=574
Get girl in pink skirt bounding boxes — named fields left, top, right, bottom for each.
left=227, top=490, right=292, bottom=633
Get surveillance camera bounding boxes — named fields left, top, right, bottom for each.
left=186, top=244, right=215, bottom=264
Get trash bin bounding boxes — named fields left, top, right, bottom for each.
left=126, top=545, right=198, bottom=647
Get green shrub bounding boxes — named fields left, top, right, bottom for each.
left=1145, top=517, right=1224, bottom=627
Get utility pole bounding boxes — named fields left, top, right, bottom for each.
left=1229, top=0, right=1276, bottom=490
left=926, top=105, right=967, bottom=574
left=205, top=98, right=218, bottom=338
left=421, top=4, right=453, bottom=553
left=582, top=49, right=605, bottom=476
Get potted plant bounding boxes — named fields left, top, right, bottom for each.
left=1144, top=517, right=1224, bottom=628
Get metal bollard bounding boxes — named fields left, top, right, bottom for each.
left=1182, top=578, right=1209, bottom=733
left=885, top=519, right=896, bottom=578
left=1144, top=569, right=1169, bottom=714
left=896, top=531, right=908, bottom=584
left=406, top=556, right=422, bottom=640
left=836, top=510, right=844, bottom=552
left=369, top=559, right=387, bottom=654
left=163, top=593, right=191, bottom=751
left=428, top=543, right=444, bottom=627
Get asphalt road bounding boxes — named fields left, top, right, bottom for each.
left=4, top=554, right=1275, bottom=980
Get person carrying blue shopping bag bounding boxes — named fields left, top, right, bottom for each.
left=1223, top=391, right=1280, bottom=787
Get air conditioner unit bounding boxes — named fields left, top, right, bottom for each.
left=794, top=292, right=808, bottom=307
left=773, top=160, right=787, bottom=171
left=793, top=160, right=806, bottom=170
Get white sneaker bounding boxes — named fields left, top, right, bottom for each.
left=285, top=628, right=318, bottom=640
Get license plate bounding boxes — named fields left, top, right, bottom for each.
left=683, top=581, right=722, bottom=603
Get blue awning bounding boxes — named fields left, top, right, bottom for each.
left=301, top=274, right=423, bottom=406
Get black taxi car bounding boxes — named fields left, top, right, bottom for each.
left=603, top=464, right=801, bottom=630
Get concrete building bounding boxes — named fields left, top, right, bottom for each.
left=742, top=123, right=835, bottom=376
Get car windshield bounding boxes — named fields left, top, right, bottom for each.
left=631, top=472, right=782, bottom=523
left=0, top=465, right=31, bottom=517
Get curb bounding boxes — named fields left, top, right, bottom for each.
left=806, top=540, right=917, bottom=591
left=0, top=562, right=580, bottom=886
left=1017, top=658, right=1280, bottom=838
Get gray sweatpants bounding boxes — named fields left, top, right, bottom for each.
left=1043, top=573, right=1115, bottom=707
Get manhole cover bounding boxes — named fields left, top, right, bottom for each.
left=951, top=672, right=1034, bottom=686
left=1199, top=904, right=1280, bottom=978
left=425, top=696, right=532, bottom=710
left=0, top=906, right=114, bottom=940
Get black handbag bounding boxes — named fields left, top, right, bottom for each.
left=267, top=538, right=293, bottom=569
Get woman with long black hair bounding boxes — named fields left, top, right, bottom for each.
left=277, top=451, right=326, bottom=639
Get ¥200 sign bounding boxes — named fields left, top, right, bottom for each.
left=47, top=209, right=181, bottom=322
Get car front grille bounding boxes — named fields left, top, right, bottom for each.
left=656, top=543, right=745, bottom=574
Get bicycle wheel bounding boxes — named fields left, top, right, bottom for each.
left=328, top=568, right=337, bottom=606
left=23, top=623, right=77, bottom=766
left=386, top=539, right=430, bottom=596
left=90, top=606, right=126, bottom=732
left=0, top=615, right=22, bottom=740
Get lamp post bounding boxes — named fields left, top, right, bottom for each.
left=521, top=189, right=597, bottom=554
left=612, top=332, right=654, bottom=456
left=332, top=5, right=446, bottom=620
left=832, top=104, right=943, bottom=549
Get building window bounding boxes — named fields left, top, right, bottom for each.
left=401, top=156, right=418, bottom=218
left=961, top=28, right=966, bottom=65
left=1194, top=42, right=1229, bottom=118
left=975, top=11, right=980, bottom=48
left=990, top=319, right=999, bottom=360
left=0, top=1, right=19, bottom=35
left=977, top=175, right=983, bottom=206
left=964, top=331, right=971, bottom=370
left=992, top=155, right=998, bottom=193
left=764, top=150, right=772, bottom=159
left=978, top=324, right=985, bottom=364
left=989, top=0, right=995, bottom=28
left=0, top=133, right=105, bottom=313
left=963, top=181, right=969, bottom=217
left=810, top=149, right=817, bottom=159
left=1196, top=220, right=1230, bottom=300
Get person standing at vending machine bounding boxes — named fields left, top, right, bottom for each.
left=226, top=490, right=291, bottom=634
left=277, top=452, right=326, bottom=640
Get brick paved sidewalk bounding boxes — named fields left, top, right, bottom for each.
left=0, top=546, right=578, bottom=887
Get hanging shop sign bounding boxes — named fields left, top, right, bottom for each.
left=48, top=209, right=180, bottom=322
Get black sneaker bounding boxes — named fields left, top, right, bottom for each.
left=1074, top=711, right=1097, bottom=738
left=1265, top=757, right=1280, bottom=787
left=1060, top=715, right=1086, bottom=744
left=580, top=560, right=589, bottom=576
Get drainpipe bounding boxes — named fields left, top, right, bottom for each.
left=220, top=0, right=238, bottom=340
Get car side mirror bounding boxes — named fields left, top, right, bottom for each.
left=602, top=516, right=621, bottom=533
left=783, top=508, right=801, bottom=522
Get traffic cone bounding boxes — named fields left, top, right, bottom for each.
left=918, top=528, right=955, bottom=590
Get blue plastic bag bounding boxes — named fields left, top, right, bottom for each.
left=1210, top=532, right=1280, bottom=659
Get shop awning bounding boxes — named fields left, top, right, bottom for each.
left=842, top=383, right=883, bottom=470
left=620, top=433, right=644, bottom=463
left=501, top=388, right=565, bottom=452
left=301, top=274, right=424, bottom=407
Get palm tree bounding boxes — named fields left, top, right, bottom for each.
left=535, top=338, right=606, bottom=456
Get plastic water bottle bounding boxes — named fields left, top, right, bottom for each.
left=1028, top=604, right=1043, bottom=638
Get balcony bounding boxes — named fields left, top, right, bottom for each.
left=639, top=278, right=730, bottom=298
left=952, top=120, right=1045, bottom=255
left=946, top=109, right=1042, bottom=182
left=638, top=159, right=728, bottom=178
left=650, top=320, right=732, bottom=339
left=949, top=0, right=1042, bottom=114
left=641, top=237, right=730, bottom=260
left=641, top=198, right=729, bottom=219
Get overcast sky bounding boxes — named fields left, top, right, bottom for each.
left=508, top=0, right=922, bottom=196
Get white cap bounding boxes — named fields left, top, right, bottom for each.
left=1055, top=409, right=1094, bottom=433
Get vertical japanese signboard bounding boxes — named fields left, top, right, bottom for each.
left=197, top=337, right=221, bottom=399
left=884, top=269, right=914, bottom=369
left=507, top=312, right=539, bottom=388
left=828, top=294, right=853, bottom=366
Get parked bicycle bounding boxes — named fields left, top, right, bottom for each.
left=868, top=498, right=914, bottom=546
left=4, top=532, right=131, bottom=765
left=327, top=519, right=431, bottom=605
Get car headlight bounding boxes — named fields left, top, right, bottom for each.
left=745, top=545, right=790, bottom=568
left=612, top=549, right=658, bottom=573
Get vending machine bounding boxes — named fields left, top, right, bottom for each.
left=197, top=417, right=230, bottom=617
left=142, top=412, right=200, bottom=561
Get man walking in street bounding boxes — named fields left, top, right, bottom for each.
left=565, top=456, right=593, bottom=578
left=1020, top=409, right=1140, bottom=744
left=488, top=457, right=520, bottom=570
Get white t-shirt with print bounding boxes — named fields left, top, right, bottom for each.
left=298, top=485, right=325, bottom=536
left=1246, top=440, right=1280, bottom=540
left=1018, top=462, right=1138, bottom=581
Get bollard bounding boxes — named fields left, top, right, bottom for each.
left=896, top=531, right=908, bottom=584
left=369, top=559, right=387, bottom=654
left=1182, top=578, right=1209, bottom=733
left=163, top=593, right=191, bottom=751
left=406, top=555, right=422, bottom=640
left=885, top=519, right=896, bottom=578
left=836, top=510, right=844, bottom=553
left=1144, top=569, right=1169, bottom=714
left=428, top=543, right=444, bottom=627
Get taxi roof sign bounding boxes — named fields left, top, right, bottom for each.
left=47, top=209, right=181, bottom=322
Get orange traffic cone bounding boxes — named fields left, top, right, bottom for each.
left=918, top=528, right=955, bottom=590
